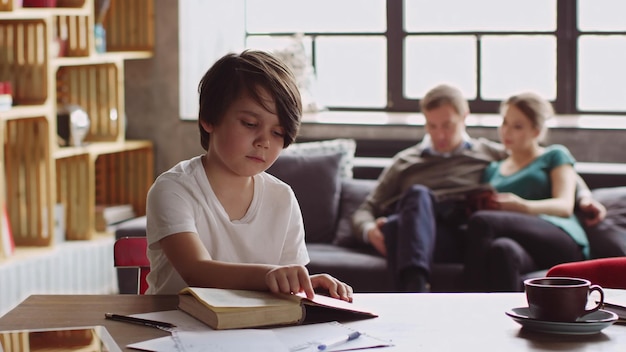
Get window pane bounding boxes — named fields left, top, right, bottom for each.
left=246, top=0, right=386, bottom=33
left=578, top=35, right=626, bottom=111
left=404, top=36, right=476, bottom=99
left=578, top=0, right=626, bottom=31
left=481, top=35, right=556, bottom=101
left=246, top=35, right=313, bottom=60
left=404, top=0, right=556, bottom=32
left=179, top=0, right=245, bottom=120
left=316, top=36, right=387, bottom=108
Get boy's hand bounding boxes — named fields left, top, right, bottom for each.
left=310, top=274, right=354, bottom=302
left=265, top=265, right=314, bottom=298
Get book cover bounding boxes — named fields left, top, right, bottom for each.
left=433, top=183, right=495, bottom=204
left=178, top=287, right=377, bottom=330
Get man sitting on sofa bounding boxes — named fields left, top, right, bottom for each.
left=351, top=84, right=606, bottom=293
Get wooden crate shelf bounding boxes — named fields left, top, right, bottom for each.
left=56, top=63, right=121, bottom=142
left=54, top=14, right=90, bottom=57
left=0, top=0, right=12, bottom=12
left=103, top=0, right=154, bottom=52
left=54, top=141, right=153, bottom=240
left=56, top=0, right=86, bottom=7
left=0, top=0, right=154, bottom=256
left=55, top=152, right=92, bottom=240
left=0, top=19, right=49, bottom=105
left=3, top=116, right=53, bottom=246
left=94, top=143, right=153, bottom=218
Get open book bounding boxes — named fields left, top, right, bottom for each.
left=600, top=288, right=626, bottom=323
left=178, top=287, right=378, bottom=330
left=433, top=183, right=496, bottom=214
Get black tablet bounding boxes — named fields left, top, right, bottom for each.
left=0, top=325, right=121, bottom=352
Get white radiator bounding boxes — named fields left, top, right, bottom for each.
left=0, top=236, right=118, bottom=317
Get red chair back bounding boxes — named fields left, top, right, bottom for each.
left=114, top=237, right=150, bottom=294
left=547, top=257, right=626, bottom=289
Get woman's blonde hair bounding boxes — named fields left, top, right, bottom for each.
left=501, top=92, right=554, bottom=142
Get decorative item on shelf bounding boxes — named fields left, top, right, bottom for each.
left=0, top=82, right=12, bottom=111
left=57, top=104, right=91, bottom=147
left=94, top=0, right=110, bottom=53
left=272, top=34, right=325, bottom=113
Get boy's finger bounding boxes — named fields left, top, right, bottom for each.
left=266, top=276, right=279, bottom=293
left=298, top=270, right=314, bottom=299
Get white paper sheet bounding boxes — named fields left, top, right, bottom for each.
left=128, top=329, right=287, bottom=352
left=273, top=321, right=393, bottom=352
left=126, top=317, right=392, bottom=352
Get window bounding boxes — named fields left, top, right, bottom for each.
left=403, top=0, right=557, bottom=104
left=245, top=0, right=386, bottom=110
left=179, top=0, right=626, bottom=119
left=577, top=0, right=626, bottom=112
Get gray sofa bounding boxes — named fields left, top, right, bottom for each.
left=115, top=149, right=626, bottom=294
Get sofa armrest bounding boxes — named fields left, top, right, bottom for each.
left=586, top=187, right=626, bottom=258
left=333, top=178, right=377, bottom=248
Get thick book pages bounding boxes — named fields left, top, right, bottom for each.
left=178, top=288, right=305, bottom=330
left=178, top=287, right=377, bottom=330
left=600, top=289, right=626, bottom=322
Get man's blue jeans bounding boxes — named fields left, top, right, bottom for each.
left=381, top=185, right=467, bottom=290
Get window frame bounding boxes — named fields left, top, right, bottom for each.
left=242, top=0, right=623, bottom=115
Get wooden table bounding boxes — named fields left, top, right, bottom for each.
left=1, top=293, right=624, bottom=351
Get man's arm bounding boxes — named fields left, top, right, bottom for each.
left=351, top=158, right=404, bottom=245
left=573, top=173, right=607, bottom=226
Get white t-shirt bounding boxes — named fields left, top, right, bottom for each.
left=145, top=156, right=309, bottom=294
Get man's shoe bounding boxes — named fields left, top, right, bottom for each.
left=401, top=268, right=429, bottom=293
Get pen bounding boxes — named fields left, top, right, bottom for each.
left=317, top=331, right=361, bottom=351
left=104, top=313, right=176, bottom=330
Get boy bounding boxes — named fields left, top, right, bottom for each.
left=145, top=50, right=353, bottom=302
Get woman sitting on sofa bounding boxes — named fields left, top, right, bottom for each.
left=463, top=92, right=591, bottom=292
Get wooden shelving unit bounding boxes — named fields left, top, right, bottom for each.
left=0, top=0, right=154, bottom=258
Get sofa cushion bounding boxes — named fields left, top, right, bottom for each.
left=283, top=138, right=356, bottom=179
left=267, top=152, right=342, bottom=243
left=334, top=179, right=377, bottom=248
left=586, top=187, right=626, bottom=258
left=305, top=243, right=393, bottom=292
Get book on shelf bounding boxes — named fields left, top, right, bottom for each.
left=95, top=204, right=136, bottom=232
left=178, top=287, right=378, bottom=330
left=600, top=288, right=626, bottom=323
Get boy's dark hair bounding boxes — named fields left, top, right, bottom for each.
left=197, top=50, right=302, bottom=150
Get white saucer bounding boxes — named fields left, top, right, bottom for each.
left=505, top=307, right=618, bottom=335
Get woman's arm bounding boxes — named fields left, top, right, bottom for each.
left=496, top=164, right=577, bottom=217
